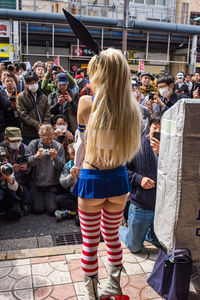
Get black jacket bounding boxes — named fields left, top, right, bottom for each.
left=126, top=137, right=158, bottom=211
left=0, top=88, right=13, bottom=136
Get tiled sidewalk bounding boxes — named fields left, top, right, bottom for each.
left=0, top=242, right=163, bottom=300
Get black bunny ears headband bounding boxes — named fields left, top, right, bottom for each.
left=63, top=9, right=102, bottom=56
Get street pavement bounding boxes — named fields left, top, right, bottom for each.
left=0, top=242, right=164, bottom=300
left=0, top=241, right=199, bottom=300
left=0, top=214, right=80, bottom=251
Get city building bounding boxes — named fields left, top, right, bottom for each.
left=0, top=0, right=199, bottom=75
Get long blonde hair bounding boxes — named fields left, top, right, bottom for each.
left=85, top=48, right=141, bottom=166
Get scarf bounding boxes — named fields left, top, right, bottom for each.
left=139, top=85, right=158, bottom=96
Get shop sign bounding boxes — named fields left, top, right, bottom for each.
left=0, top=22, right=10, bottom=38
left=71, top=45, right=94, bottom=58
left=0, top=43, right=14, bottom=58
left=138, top=61, right=144, bottom=71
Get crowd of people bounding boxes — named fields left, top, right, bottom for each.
left=0, top=53, right=200, bottom=299
left=0, top=58, right=199, bottom=225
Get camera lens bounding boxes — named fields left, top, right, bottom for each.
left=1, top=164, right=13, bottom=176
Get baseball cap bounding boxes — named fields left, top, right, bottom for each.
left=5, top=127, right=22, bottom=141
left=141, top=72, right=155, bottom=80
left=56, top=73, right=69, bottom=85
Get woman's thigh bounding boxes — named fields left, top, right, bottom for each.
left=78, top=194, right=128, bottom=213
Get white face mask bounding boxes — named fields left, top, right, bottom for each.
left=28, top=83, right=39, bottom=93
left=9, top=142, right=21, bottom=150
left=56, top=125, right=68, bottom=133
left=177, top=78, right=183, bottom=83
left=159, top=86, right=171, bottom=98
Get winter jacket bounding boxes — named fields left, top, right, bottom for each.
left=126, top=137, right=158, bottom=211
left=27, top=138, right=65, bottom=187
left=0, top=88, right=12, bottom=135
left=41, top=71, right=75, bottom=95
left=16, top=88, right=51, bottom=138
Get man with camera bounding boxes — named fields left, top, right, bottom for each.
left=41, top=62, right=75, bottom=95
left=0, top=87, right=13, bottom=141
left=3, top=74, right=20, bottom=128
left=16, top=71, right=51, bottom=145
left=0, top=127, right=31, bottom=214
left=0, top=147, right=22, bottom=220
left=145, top=76, right=185, bottom=114
left=52, top=114, right=74, bottom=160
left=27, top=124, right=65, bottom=216
left=48, top=73, right=78, bottom=134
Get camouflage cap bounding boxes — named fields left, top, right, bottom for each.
left=5, top=127, right=22, bottom=141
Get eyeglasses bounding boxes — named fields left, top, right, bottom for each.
left=41, top=136, right=54, bottom=141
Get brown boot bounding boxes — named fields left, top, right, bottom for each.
left=99, top=264, right=124, bottom=299
left=84, top=274, right=99, bottom=300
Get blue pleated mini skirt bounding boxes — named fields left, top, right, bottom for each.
left=72, top=165, right=130, bottom=199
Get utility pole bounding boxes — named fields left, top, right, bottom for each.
left=190, top=35, right=197, bottom=74
left=122, top=0, right=129, bottom=57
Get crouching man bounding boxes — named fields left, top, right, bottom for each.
left=0, top=147, right=21, bottom=220
left=27, top=124, right=65, bottom=215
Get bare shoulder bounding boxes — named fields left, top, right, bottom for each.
left=77, top=95, right=93, bottom=124
left=78, top=95, right=92, bottom=108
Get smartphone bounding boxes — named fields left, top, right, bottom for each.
left=153, top=131, right=160, bottom=141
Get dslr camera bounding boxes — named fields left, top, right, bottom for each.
left=52, top=64, right=58, bottom=71
left=0, top=162, right=13, bottom=176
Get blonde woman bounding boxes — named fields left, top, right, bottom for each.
left=71, top=48, right=141, bottom=300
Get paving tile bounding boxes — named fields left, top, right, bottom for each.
left=0, top=261, right=14, bottom=268
left=77, top=296, right=85, bottom=300
left=141, top=285, right=161, bottom=299
left=123, top=253, right=138, bottom=263
left=66, top=253, right=81, bottom=260
left=68, top=259, right=82, bottom=283
left=74, top=281, right=85, bottom=297
left=0, top=265, right=32, bottom=292
left=0, top=291, right=16, bottom=299
left=48, top=270, right=71, bottom=285
left=32, top=275, right=53, bottom=288
left=0, top=276, right=16, bottom=292
left=50, top=283, right=76, bottom=299
left=32, top=261, right=71, bottom=287
left=13, top=289, right=34, bottom=300
left=134, top=248, right=149, bottom=262
left=32, top=263, right=53, bottom=277
left=34, top=286, right=53, bottom=299
left=121, top=284, right=140, bottom=299
left=31, top=255, right=66, bottom=264
left=0, top=259, right=30, bottom=268
left=126, top=274, right=148, bottom=289
left=12, top=276, right=33, bottom=290
left=139, top=260, right=155, bottom=273
left=0, top=265, right=13, bottom=278
left=123, top=261, right=144, bottom=275
left=8, top=265, right=32, bottom=280
left=49, top=261, right=68, bottom=272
